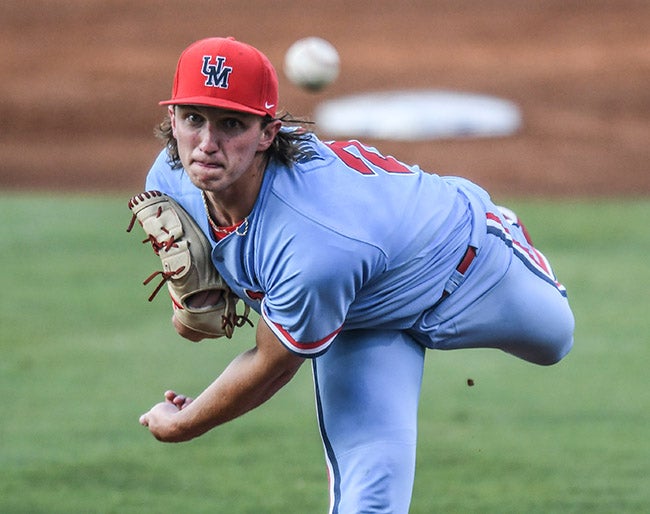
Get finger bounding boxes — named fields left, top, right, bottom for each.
left=164, top=390, right=177, bottom=402
left=139, top=413, right=149, bottom=426
left=172, top=395, right=186, bottom=407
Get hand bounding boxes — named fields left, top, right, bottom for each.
left=139, top=390, right=194, bottom=442
left=172, top=290, right=224, bottom=342
left=163, top=389, right=193, bottom=410
left=172, top=314, right=208, bottom=342
left=140, top=320, right=304, bottom=442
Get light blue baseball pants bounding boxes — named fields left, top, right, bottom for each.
left=312, top=229, right=574, bottom=513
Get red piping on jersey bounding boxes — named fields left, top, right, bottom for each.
left=486, top=212, right=553, bottom=276
left=262, top=301, right=342, bottom=354
left=271, top=319, right=342, bottom=352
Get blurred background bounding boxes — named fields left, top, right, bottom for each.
left=1, top=0, right=648, bottom=196
left=1, top=2, right=649, bottom=512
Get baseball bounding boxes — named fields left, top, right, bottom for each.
left=283, top=37, right=340, bottom=92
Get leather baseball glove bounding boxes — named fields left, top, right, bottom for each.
left=127, top=190, right=252, bottom=339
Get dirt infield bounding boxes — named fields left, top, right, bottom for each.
left=1, top=0, right=648, bottom=196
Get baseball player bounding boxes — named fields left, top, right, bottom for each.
left=137, top=37, right=574, bottom=513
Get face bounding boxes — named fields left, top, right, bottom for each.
left=169, top=105, right=279, bottom=193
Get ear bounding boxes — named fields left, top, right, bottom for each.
left=168, top=106, right=177, bottom=138
left=258, top=119, right=282, bottom=152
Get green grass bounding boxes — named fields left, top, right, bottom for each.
left=1, top=194, right=649, bottom=513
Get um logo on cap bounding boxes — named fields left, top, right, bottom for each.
left=201, top=55, right=233, bottom=88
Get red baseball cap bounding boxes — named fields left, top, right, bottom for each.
left=160, top=37, right=278, bottom=118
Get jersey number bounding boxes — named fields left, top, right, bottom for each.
left=325, top=140, right=413, bottom=176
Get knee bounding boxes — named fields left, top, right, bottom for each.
left=535, top=334, right=573, bottom=366
left=530, top=303, right=575, bottom=366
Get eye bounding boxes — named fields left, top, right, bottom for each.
left=175, top=107, right=205, bottom=126
left=222, top=117, right=245, bottom=131
left=184, top=112, right=205, bottom=125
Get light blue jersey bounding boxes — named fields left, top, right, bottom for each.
left=146, top=133, right=561, bottom=358
left=149, top=134, right=478, bottom=354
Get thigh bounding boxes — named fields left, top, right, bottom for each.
left=426, top=253, right=574, bottom=365
left=313, top=329, right=425, bottom=514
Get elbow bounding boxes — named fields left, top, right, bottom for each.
left=264, top=356, right=305, bottom=401
left=283, top=354, right=305, bottom=382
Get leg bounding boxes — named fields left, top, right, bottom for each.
left=313, top=330, right=425, bottom=514
left=436, top=254, right=574, bottom=364
left=419, top=227, right=574, bottom=365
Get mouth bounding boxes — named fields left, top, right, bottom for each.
left=192, top=159, right=224, bottom=171
left=194, top=158, right=219, bottom=166
left=188, top=159, right=227, bottom=189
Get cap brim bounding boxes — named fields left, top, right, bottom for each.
left=159, top=96, right=268, bottom=117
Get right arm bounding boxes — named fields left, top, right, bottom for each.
left=139, top=318, right=304, bottom=442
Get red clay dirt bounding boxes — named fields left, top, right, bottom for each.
left=1, top=0, right=648, bottom=197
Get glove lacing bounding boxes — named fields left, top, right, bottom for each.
left=127, top=209, right=187, bottom=302
left=127, top=207, right=253, bottom=332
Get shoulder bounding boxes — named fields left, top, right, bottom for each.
left=281, top=130, right=337, bottom=169
left=145, top=150, right=200, bottom=199
left=143, top=149, right=208, bottom=229
left=145, top=149, right=178, bottom=192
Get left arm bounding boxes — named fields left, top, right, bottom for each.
left=139, top=319, right=304, bottom=442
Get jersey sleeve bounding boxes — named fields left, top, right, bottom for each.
left=259, top=226, right=384, bottom=357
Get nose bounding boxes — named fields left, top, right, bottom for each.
left=198, top=123, right=220, bottom=154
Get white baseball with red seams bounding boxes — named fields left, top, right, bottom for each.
left=283, top=37, right=340, bottom=91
